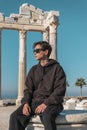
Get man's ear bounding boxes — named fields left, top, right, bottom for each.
left=45, top=50, right=49, bottom=56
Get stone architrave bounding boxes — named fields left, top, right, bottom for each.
left=16, top=30, right=26, bottom=105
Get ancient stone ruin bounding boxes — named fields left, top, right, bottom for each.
left=0, top=3, right=59, bottom=105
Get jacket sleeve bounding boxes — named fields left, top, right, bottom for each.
left=21, top=67, right=34, bottom=105
left=44, top=65, right=66, bottom=106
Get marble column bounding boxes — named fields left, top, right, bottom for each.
left=0, top=30, right=1, bottom=99
left=43, top=29, right=49, bottom=42
left=0, top=29, right=3, bottom=106
left=49, top=24, right=57, bottom=60
left=16, top=30, right=26, bottom=105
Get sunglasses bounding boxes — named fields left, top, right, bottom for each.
left=33, top=48, right=45, bottom=53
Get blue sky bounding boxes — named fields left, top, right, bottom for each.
left=0, top=0, right=87, bottom=98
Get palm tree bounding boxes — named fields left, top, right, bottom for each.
left=66, top=81, right=69, bottom=87
left=75, top=78, right=86, bottom=97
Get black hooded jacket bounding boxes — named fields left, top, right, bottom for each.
left=21, top=59, right=66, bottom=106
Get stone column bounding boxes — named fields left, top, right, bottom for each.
left=16, top=30, right=26, bottom=105
left=0, top=29, right=3, bottom=106
left=43, top=29, right=49, bottom=42
left=49, top=23, right=57, bottom=60
left=0, top=30, right=1, bottom=99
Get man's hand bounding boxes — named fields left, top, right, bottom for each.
left=22, top=103, right=31, bottom=116
left=35, top=103, right=47, bottom=114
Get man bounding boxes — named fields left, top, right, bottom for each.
left=9, top=41, right=66, bottom=130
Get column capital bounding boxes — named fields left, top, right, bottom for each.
left=49, top=16, right=58, bottom=26
left=19, top=30, right=27, bottom=39
left=49, top=23, right=57, bottom=34
left=44, top=15, right=59, bottom=30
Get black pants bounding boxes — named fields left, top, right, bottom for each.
left=9, top=102, right=62, bottom=130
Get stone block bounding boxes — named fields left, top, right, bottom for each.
left=36, top=8, right=43, bottom=14
left=0, top=13, right=5, bottom=22
left=29, top=5, right=35, bottom=11
left=5, top=17, right=16, bottom=23
left=26, top=124, right=87, bottom=130
left=0, top=99, right=3, bottom=106
left=32, top=12, right=39, bottom=20
left=25, top=110, right=87, bottom=130
left=75, top=100, right=87, bottom=110
left=20, top=4, right=31, bottom=16
left=18, top=18, right=29, bottom=24
left=10, top=13, right=20, bottom=18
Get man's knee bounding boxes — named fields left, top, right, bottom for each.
left=42, top=111, right=53, bottom=123
left=10, top=111, right=17, bottom=122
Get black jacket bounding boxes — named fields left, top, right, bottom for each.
left=21, top=59, right=66, bottom=106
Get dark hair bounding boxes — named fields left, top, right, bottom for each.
left=33, top=41, right=52, bottom=57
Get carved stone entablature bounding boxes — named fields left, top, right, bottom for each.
left=0, top=3, right=59, bottom=28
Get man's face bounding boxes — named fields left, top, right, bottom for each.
left=33, top=44, right=48, bottom=60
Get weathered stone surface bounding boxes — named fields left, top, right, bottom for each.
left=29, top=5, right=36, bottom=11
left=18, top=17, right=29, bottom=24
left=10, top=13, right=20, bottom=18
left=32, top=12, right=39, bottom=20
left=75, top=100, right=87, bottom=110
left=20, top=3, right=32, bottom=15
left=28, top=110, right=87, bottom=124
left=0, top=99, right=3, bottom=106
left=0, top=13, right=5, bottom=21
left=26, top=124, right=87, bottom=130
left=47, top=11, right=59, bottom=20
left=64, top=98, right=80, bottom=110
left=29, top=19, right=42, bottom=25
left=5, top=17, right=17, bottom=23
left=26, top=110, right=87, bottom=130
